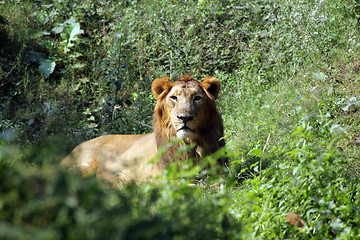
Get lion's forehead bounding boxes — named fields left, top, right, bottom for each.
left=169, top=81, right=203, bottom=97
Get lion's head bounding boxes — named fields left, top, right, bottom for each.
left=152, top=74, right=225, bottom=164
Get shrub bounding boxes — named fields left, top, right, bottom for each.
left=0, top=137, right=240, bottom=240
left=232, top=112, right=360, bottom=239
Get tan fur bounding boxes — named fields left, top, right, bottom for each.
left=61, top=74, right=225, bottom=185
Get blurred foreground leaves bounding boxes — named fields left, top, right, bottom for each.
left=0, top=136, right=241, bottom=240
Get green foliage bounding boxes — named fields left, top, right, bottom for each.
left=232, top=112, right=360, bottom=238
left=0, top=139, right=240, bottom=240
left=27, top=51, right=56, bottom=79
left=59, top=21, right=84, bottom=54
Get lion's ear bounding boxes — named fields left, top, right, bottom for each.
left=200, top=76, right=220, bottom=100
left=152, top=76, right=170, bottom=99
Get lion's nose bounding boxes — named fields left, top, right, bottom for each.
left=177, top=115, right=194, bottom=123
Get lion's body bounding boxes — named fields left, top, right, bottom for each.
left=61, top=74, right=225, bottom=184
left=61, top=133, right=159, bottom=183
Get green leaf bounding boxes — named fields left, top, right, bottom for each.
left=330, top=218, right=345, bottom=231
left=330, top=124, right=347, bottom=136
left=71, top=83, right=81, bottom=92
left=292, top=165, right=300, bottom=175
left=61, top=22, right=84, bottom=53
left=27, top=51, right=46, bottom=64
left=248, top=148, right=262, bottom=157
left=52, top=26, right=63, bottom=34
left=71, top=63, right=87, bottom=69
left=286, top=149, right=305, bottom=157
left=66, top=23, right=79, bottom=44
left=39, top=59, right=56, bottom=79
left=64, top=17, right=76, bottom=25
left=27, top=29, right=44, bottom=39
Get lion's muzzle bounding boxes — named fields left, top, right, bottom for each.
left=177, top=115, right=194, bottom=123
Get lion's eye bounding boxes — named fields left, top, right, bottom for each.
left=194, top=96, right=202, bottom=101
left=170, top=96, right=178, bottom=101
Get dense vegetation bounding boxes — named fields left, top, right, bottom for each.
left=1, top=0, right=360, bottom=239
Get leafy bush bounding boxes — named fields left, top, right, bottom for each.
left=0, top=138, right=240, bottom=240
left=232, top=113, right=360, bottom=239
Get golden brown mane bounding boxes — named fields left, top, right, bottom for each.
left=152, top=74, right=225, bottom=166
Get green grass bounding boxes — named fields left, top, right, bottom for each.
left=1, top=0, right=360, bottom=238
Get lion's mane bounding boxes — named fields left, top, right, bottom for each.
left=152, top=74, right=225, bottom=167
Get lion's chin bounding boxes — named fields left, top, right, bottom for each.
left=176, top=128, right=195, bottom=140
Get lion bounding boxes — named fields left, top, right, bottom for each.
left=61, top=74, right=225, bottom=185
